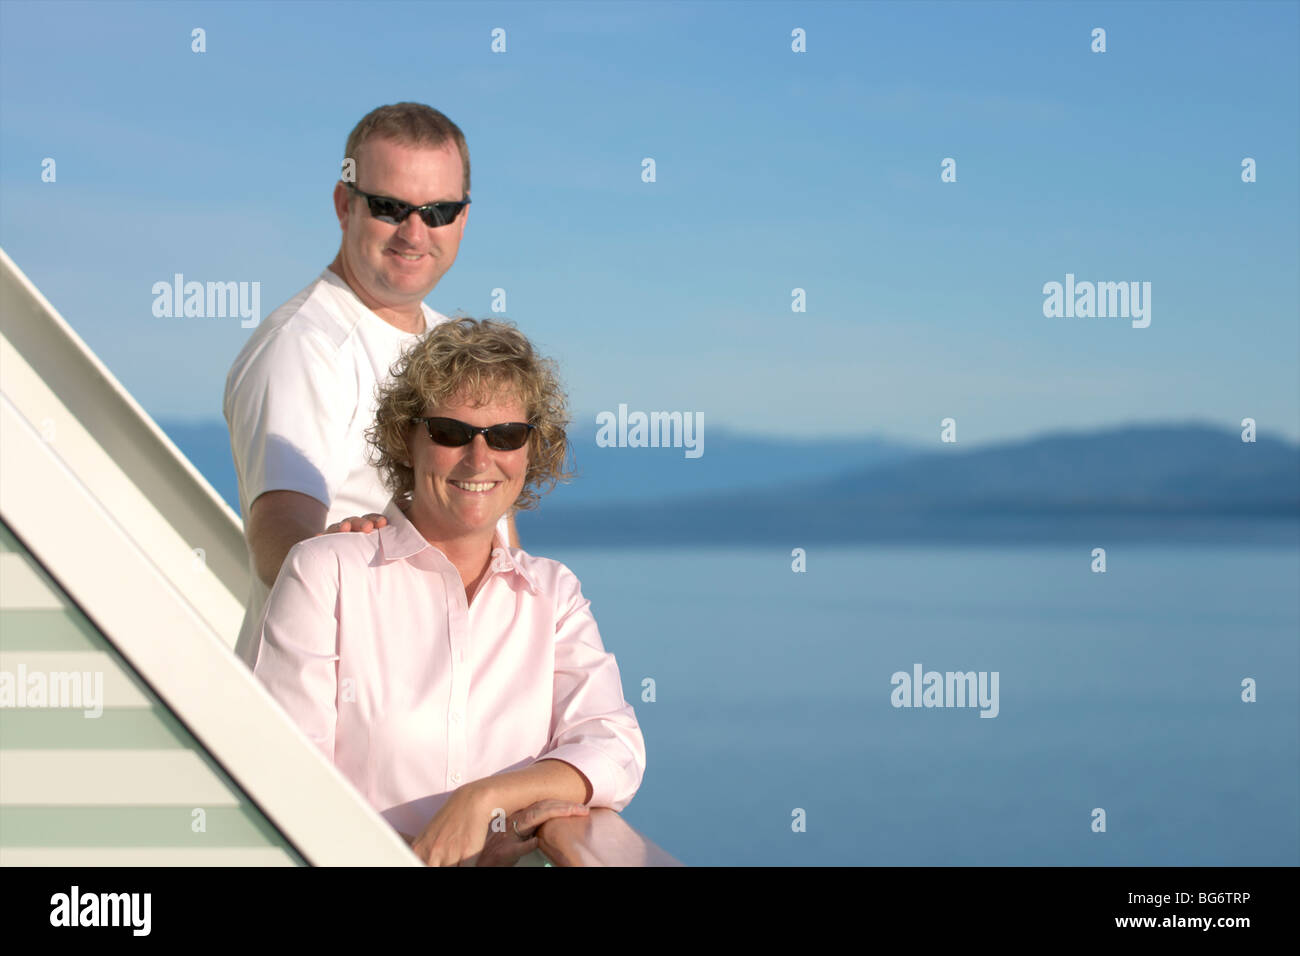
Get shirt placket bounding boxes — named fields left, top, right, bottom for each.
left=442, top=549, right=514, bottom=793
left=442, top=565, right=471, bottom=791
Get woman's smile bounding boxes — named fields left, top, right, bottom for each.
left=447, top=479, right=502, bottom=494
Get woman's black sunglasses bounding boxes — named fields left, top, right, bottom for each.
left=346, top=183, right=470, bottom=228
left=412, top=417, right=534, bottom=451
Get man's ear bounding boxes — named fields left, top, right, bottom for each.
left=333, top=181, right=351, bottom=229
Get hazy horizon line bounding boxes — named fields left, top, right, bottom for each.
left=153, top=415, right=1300, bottom=450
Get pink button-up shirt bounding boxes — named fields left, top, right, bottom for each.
left=252, top=498, right=646, bottom=837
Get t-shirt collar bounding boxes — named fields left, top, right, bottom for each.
left=317, top=268, right=432, bottom=337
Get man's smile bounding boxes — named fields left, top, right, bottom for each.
left=387, top=248, right=428, bottom=263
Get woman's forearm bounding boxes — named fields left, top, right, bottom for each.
left=469, top=757, right=592, bottom=815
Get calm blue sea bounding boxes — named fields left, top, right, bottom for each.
left=542, top=544, right=1300, bottom=866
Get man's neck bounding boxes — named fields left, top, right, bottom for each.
left=327, top=255, right=426, bottom=335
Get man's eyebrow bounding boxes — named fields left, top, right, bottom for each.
left=365, top=187, right=464, bottom=205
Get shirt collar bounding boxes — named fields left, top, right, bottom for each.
left=377, top=498, right=540, bottom=594
left=319, top=269, right=432, bottom=336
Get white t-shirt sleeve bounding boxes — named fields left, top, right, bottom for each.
left=228, top=328, right=354, bottom=512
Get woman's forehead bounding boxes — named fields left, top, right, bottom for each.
left=424, top=387, right=526, bottom=417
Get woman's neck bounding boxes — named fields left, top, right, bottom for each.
left=400, top=500, right=499, bottom=604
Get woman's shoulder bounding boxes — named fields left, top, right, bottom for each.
left=283, top=527, right=382, bottom=573
left=506, top=548, right=585, bottom=598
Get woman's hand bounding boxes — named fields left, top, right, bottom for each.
left=474, top=800, right=590, bottom=867
left=408, top=785, right=497, bottom=867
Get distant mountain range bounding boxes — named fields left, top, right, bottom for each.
left=159, top=420, right=1299, bottom=546
left=519, top=423, right=1300, bottom=546
left=157, top=419, right=923, bottom=513
left=550, top=420, right=920, bottom=506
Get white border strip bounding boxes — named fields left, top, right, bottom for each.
left=0, top=848, right=298, bottom=867
left=0, top=247, right=249, bottom=647
left=0, top=332, right=244, bottom=647
left=0, top=751, right=241, bottom=805
left=0, top=246, right=240, bottom=530
left=0, top=552, right=63, bottom=609
left=0, top=651, right=152, bottom=708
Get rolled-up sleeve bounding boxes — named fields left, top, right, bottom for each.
left=540, top=571, right=646, bottom=811
left=252, top=541, right=342, bottom=761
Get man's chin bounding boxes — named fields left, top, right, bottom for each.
left=379, top=271, right=436, bottom=297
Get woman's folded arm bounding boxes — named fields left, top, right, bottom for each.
left=464, top=757, right=591, bottom=819
left=538, top=570, right=647, bottom=812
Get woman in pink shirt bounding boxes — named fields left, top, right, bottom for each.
left=253, top=318, right=646, bottom=866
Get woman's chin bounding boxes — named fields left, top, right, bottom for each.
left=445, top=505, right=508, bottom=536
left=409, top=498, right=507, bottom=541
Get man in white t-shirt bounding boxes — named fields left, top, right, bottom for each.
left=224, top=103, right=514, bottom=668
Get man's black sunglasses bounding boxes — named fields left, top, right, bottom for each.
left=346, top=183, right=470, bottom=228
left=412, top=417, right=534, bottom=451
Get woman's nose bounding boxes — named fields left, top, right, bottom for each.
left=463, top=434, right=492, bottom=471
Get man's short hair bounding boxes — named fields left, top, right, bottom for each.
left=344, top=103, right=471, bottom=196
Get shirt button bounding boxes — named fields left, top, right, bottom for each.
left=451, top=772, right=462, bottom=784
left=450, top=711, right=461, bottom=723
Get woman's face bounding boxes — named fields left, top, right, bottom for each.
left=406, top=391, right=530, bottom=542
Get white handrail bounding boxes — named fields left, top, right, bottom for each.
left=0, top=247, right=249, bottom=646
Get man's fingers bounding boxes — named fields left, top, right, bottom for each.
left=475, top=835, right=538, bottom=867
left=320, top=514, right=387, bottom=536
left=501, top=836, right=539, bottom=864
left=356, top=514, right=386, bottom=532
left=515, top=802, right=588, bottom=838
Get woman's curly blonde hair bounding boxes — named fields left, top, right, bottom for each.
left=366, top=317, right=571, bottom=511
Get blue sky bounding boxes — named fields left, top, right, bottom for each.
left=2, top=0, right=1297, bottom=446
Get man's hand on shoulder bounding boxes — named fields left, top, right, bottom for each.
left=320, top=513, right=388, bottom=535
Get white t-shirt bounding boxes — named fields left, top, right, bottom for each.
left=223, top=268, right=508, bottom=668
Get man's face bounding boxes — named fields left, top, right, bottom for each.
left=333, top=137, right=469, bottom=316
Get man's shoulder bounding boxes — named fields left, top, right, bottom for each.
left=233, top=272, right=364, bottom=361
left=224, top=272, right=366, bottom=402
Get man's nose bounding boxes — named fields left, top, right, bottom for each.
left=396, top=211, right=429, bottom=243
